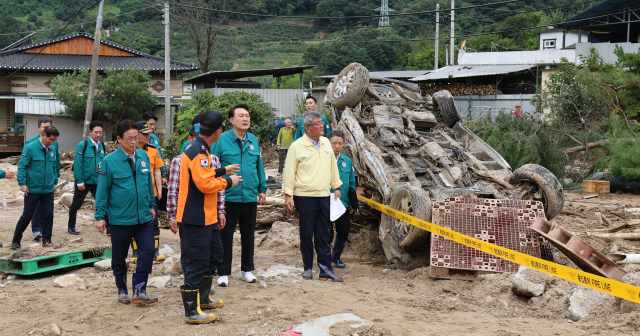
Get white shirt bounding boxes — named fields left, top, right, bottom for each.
left=305, top=134, right=320, bottom=151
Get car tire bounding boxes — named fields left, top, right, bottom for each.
left=328, top=63, right=370, bottom=109
left=380, top=185, right=431, bottom=262
left=432, top=90, right=461, bottom=128
left=510, top=164, right=564, bottom=220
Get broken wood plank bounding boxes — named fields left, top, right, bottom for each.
left=587, top=232, right=640, bottom=240
left=582, top=194, right=598, bottom=199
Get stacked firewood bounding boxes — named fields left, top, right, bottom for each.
left=421, top=83, right=503, bottom=96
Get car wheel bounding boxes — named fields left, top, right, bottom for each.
left=328, top=63, right=370, bottom=109
left=432, top=90, right=461, bottom=128
left=510, top=164, right=564, bottom=220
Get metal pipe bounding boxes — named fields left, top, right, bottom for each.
left=435, top=4, right=439, bottom=70
left=607, top=253, right=640, bottom=264
left=164, top=2, right=172, bottom=136
left=450, top=0, right=455, bottom=66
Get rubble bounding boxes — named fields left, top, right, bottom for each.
left=293, top=313, right=374, bottom=336
left=566, top=288, right=617, bottom=321
left=258, top=264, right=303, bottom=280
left=58, top=193, right=74, bottom=207
left=53, top=274, right=84, bottom=288
left=148, top=276, right=170, bottom=288
left=511, top=266, right=552, bottom=297
left=158, top=244, right=174, bottom=257
left=621, top=273, right=640, bottom=313
left=257, top=221, right=300, bottom=252
left=94, top=258, right=112, bottom=271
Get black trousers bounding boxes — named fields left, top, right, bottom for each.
left=68, top=183, right=96, bottom=229
left=294, top=196, right=331, bottom=256
left=330, top=210, right=352, bottom=243
left=218, top=202, right=257, bottom=276
left=110, top=221, right=154, bottom=276
left=152, top=198, right=160, bottom=236
left=13, top=192, right=54, bottom=244
left=183, top=223, right=223, bottom=288
left=30, top=202, right=42, bottom=234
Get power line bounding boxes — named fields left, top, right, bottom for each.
left=0, top=4, right=160, bottom=36
left=0, top=0, right=103, bottom=83
left=163, top=0, right=527, bottom=19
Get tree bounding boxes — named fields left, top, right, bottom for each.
left=50, top=66, right=157, bottom=131
left=0, top=9, right=24, bottom=50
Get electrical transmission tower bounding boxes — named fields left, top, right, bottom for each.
left=374, top=0, right=394, bottom=27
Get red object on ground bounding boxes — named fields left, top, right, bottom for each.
left=280, top=326, right=302, bottom=336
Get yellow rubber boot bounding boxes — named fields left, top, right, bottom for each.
left=200, top=271, right=224, bottom=309
left=181, top=285, right=218, bottom=324
left=130, top=239, right=139, bottom=264
left=153, top=235, right=165, bottom=262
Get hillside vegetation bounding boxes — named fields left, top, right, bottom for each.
left=0, top=0, right=592, bottom=82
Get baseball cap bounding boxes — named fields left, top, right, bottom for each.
left=135, top=121, right=152, bottom=134
left=200, top=111, right=223, bottom=130
left=189, top=125, right=199, bottom=137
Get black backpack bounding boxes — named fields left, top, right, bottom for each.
left=72, top=139, right=104, bottom=171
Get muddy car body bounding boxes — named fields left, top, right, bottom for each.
left=323, top=63, right=564, bottom=262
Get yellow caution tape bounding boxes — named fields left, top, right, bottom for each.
left=357, top=194, right=640, bottom=303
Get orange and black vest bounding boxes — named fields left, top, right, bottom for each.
left=177, top=137, right=230, bottom=226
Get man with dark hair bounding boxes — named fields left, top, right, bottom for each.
left=130, top=121, right=165, bottom=262
left=12, top=126, right=60, bottom=250
left=23, top=116, right=60, bottom=240
left=67, top=120, right=106, bottom=235
left=211, top=104, right=268, bottom=287
left=327, top=130, right=356, bottom=268
left=95, top=119, right=158, bottom=306
left=293, top=96, right=330, bottom=141
left=178, top=111, right=242, bottom=324
left=142, top=112, right=167, bottom=184
left=283, top=112, right=343, bottom=281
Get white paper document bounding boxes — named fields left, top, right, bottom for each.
left=330, top=192, right=346, bottom=221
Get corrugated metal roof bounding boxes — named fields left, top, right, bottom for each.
left=410, top=64, right=535, bottom=82
left=155, top=97, right=182, bottom=106
left=15, top=98, right=65, bottom=115
left=558, top=0, right=640, bottom=27
left=316, top=70, right=430, bottom=79
left=184, top=65, right=316, bottom=83
left=0, top=53, right=196, bottom=72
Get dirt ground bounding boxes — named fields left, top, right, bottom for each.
left=2, top=173, right=640, bottom=335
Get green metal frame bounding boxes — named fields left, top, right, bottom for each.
left=0, top=247, right=112, bottom=275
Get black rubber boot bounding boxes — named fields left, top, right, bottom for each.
left=153, top=235, right=165, bottom=262
left=331, top=238, right=347, bottom=268
left=130, top=239, right=140, bottom=263
left=200, top=271, right=224, bottom=309
left=302, top=252, right=314, bottom=280
left=115, top=274, right=131, bottom=304
left=318, top=254, right=343, bottom=282
left=131, top=273, right=158, bottom=305
left=181, top=284, right=218, bottom=324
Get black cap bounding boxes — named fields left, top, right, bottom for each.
left=135, top=121, right=152, bottom=134
left=189, top=126, right=199, bottom=137
left=200, top=111, right=223, bottom=130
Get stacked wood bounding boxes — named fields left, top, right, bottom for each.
left=420, top=83, right=503, bottom=96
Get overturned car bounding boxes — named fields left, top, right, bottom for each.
left=323, top=63, right=564, bottom=263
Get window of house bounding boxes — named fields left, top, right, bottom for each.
left=543, top=39, right=556, bottom=49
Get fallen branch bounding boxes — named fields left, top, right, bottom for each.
left=564, top=140, right=607, bottom=154
left=595, top=212, right=612, bottom=226
left=470, top=167, right=515, bottom=190
left=264, top=197, right=284, bottom=207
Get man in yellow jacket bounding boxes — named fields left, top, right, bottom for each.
left=282, top=111, right=343, bottom=282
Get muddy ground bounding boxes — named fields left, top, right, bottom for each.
left=2, top=172, right=640, bottom=335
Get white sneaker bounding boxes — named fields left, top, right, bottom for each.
left=240, top=271, right=257, bottom=283
left=217, top=275, right=229, bottom=287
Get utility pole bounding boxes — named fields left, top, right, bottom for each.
left=164, top=2, right=172, bottom=136
left=445, top=44, right=449, bottom=66
left=450, top=0, right=455, bottom=66
left=83, top=0, right=104, bottom=140
left=434, top=3, right=439, bottom=70
left=374, top=0, right=394, bottom=28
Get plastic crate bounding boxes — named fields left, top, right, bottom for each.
left=582, top=180, right=610, bottom=196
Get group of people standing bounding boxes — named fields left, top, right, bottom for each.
left=4, top=94, right=358, bottom=326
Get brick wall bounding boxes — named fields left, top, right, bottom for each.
left=148, top=77, right=183, bottom=98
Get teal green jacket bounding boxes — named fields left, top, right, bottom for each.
left=331, top=154, right=356, bottom=208
left=293, top=114, right=330, bottom=141
left=73, top=139, right=105, bottom=185
left=95, top=147, right=156, bottom=225
left=180, top=140, right=190, bottom=154
left=211, top=130, right=268, bottom=203
left=17, top=140, right=60, bottom=194
left=149, top=133, right=165, bottom=177
left=25, top=134, right=60, bottom=180
left=0, top=170, right=5, bottom=179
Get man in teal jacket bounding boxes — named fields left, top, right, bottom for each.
left=24, top=116, right=60, bottom=240
left=293, top=96, right=330, bottom=141
left=11, top=126, right=60, bottom=250
left=328, top=130, right=356, bottom=268
left=95, top=119, right=158, bottom=306
left=211, top=103, right=268, bottom=286
left=67, top=120, right=106, bottom=235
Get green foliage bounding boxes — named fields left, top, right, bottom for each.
left=177, top=91, right=277, bottom=147
left=466, top=113, right=565, bottom=178
left=50, top=66, right=157, bottom=128
left=603, top=114, right=640, bottom=179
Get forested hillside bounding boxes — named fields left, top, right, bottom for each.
left=0, top=0, right=594, bottom=83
